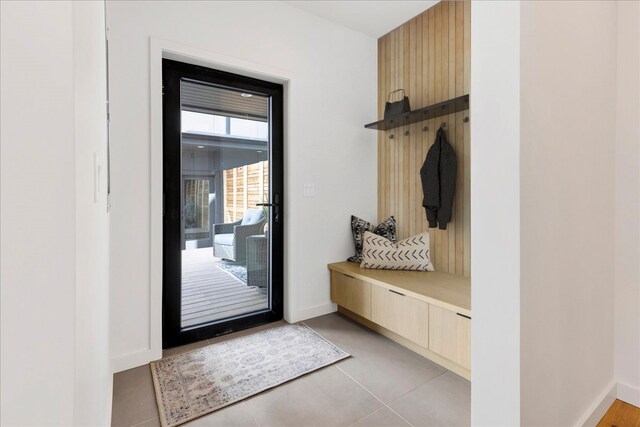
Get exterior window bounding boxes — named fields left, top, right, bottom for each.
left=181, top=111, right=267, bottom=140
left=181, top=111, right=226, bottom=134
left=229, top=117, right=268, bottom=139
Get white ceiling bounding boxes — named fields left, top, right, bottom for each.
left=285, top=1, right=439, bottom=38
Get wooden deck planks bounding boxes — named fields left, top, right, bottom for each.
left=181, top=248, right=268, bottom=328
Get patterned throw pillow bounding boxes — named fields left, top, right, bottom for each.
left=360, top=231, right=435, bottom=271
left=348, top=216, right=397, bottom=263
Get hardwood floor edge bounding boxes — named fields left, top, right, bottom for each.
left=596, top=399, right=640, bottom=427
left=577, top=379, right=618, bottom=427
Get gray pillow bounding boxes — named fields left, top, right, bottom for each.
left=241, top=209, right=264, bottom=225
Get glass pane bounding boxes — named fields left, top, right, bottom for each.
left=180, top=80, right=270, bottom=328
left=181, top=111, right=227, bottom=135
left=229, top=117, right=268, bottom=139
left=184, top=178, right=210, bottom=241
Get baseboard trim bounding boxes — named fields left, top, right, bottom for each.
left=576, top=379, right=617, bottom=427
left=111, top=348, right=162, bottom=373
left=105, top=375, right=113, bottom=427
left=618, top=382, right=640, bottom=408
left=111, top=303, right=337, bottom=372
left=574, top=379, right=640, bottom=427
left=292, top=302, right=337, bottom=323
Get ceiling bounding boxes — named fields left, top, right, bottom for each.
left=285, top=1, right=439, bottom=38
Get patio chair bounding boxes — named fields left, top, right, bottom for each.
left=212, top=209, right=266, bottom=263
left=247, top=234, right=268, bottom=288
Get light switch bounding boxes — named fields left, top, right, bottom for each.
left=303, top=183, right=316, bottom=197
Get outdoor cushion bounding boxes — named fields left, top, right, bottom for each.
left=213, top=233, right=234, bottom=246
left=241, top=209, right=264, bottom=225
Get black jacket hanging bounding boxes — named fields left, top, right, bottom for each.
left=420, top=127, right=457, bottom=230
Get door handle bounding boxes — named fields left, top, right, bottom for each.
left=257, top=194, right=280, bottom=223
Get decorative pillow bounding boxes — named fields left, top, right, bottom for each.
left=241, top=208, right=265, bottom=225
left=348, top=215, right=397, bottom=263
left=360, top=231, right=435, bottom=271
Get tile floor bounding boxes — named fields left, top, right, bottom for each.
left=111, top=313, right=470, bottom=427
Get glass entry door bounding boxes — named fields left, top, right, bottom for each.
left=162, top=59, right=283, bottom=348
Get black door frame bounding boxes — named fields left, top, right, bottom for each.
left=162, top=58, right=284, bottom=349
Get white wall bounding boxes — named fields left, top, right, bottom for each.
left=1, top=2, right=76, bottom=423
left=614, top=0, right=640, bottom=408
left=1, top=1, right=111, bottom=425
left=470, top=2, right=521, bottom=426
left=520, top=2, right=617, bottom=425
left=73, top=1, right=112, bottom=425
left=106, top=0, right=377, bottom=370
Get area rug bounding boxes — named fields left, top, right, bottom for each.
left=150, top=323, right=350, bottom=427
left=217, top=261, right=247, bottom=284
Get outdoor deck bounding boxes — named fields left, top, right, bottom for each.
left=181, top=248, right=268, bottom=328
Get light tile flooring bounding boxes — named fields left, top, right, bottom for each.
left=111, top=313, right=470, bottom=427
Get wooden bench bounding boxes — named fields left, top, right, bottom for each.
left=328, top=261, right=471, bottom=380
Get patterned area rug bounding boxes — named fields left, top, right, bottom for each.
left=217, top=261, right=247, bottom=284
left=150, top=324, right=350, bottom=427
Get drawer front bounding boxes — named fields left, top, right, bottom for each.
left=428, top=304, right=471, bottom=370
left=330, top=271, right=371, bottom=319
left=371, top=285, right=429, bottom=347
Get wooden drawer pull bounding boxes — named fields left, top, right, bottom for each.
left=456, top=313, right=471, bottom=320
left=389, top=289, right=405, bottom=297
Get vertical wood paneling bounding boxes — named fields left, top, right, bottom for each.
left=463, top=0, right=471, bottom=275
left=433, top=4, right=442, bottom=268
left=414, top=14, right=423, bottom=242
left=378, top=38, right=385, bottom=224
left=440, top=1, right=449, bottom=272
left=390, top=29, right=396, bottom=230
left=378, top=0, right=470, bottom=277
left=455, top=0, right=465, bottom=275
left=408, top=17, right=417, bottom=238
left=427, top=9, right=434, bottom=248
left=388, top=32, right=393, bottom=225
left=403, top=23, right=410, bottom=242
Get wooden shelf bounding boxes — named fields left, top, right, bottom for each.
left=365, top=94, right=469, bottom=131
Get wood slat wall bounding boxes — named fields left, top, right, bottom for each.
left=378, top=1, right=470, bottom=276
left=223, top=161, right=269, bottom=222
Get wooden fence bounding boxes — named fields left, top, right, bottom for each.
left=223, top=161, right=269, bottom=222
